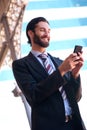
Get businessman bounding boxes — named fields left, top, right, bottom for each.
left=12, top=17, right=86, bottom=130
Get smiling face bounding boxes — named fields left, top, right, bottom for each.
left=31, top=21, right=51, bottom=48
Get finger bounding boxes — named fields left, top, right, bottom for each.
left=72, top=56, right=80, bottom=62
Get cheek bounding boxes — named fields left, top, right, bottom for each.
left=36, top=31, right=42, bottom=37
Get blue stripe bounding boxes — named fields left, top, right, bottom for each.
left=50, top=18, right=87, bottom=29
left=47, top=39, right=87, bottom=51
left=25, top=1, right=72, bottom=10
left=72, top=0, right=87, bottom=7
left=21, top=44, right=31, bottom=54
left=0, top=69, right=14, bottom=81
left=25, top=0, right=87, bottom=10
left=22, top=18, right=87, bottom=31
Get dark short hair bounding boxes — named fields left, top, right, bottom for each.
left=26, top=17, right=49, bottom=45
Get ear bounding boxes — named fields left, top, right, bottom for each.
left=27, top=30, right=33, bottom=38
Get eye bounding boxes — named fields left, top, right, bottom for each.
left=40, top=28, right=50, bottom=34
left=40, top=28, right=44, bottom=32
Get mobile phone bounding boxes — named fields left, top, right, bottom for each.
left=73, top=45, right=83, bottom=54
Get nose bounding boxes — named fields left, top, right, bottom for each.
left=45, top=29, right=50, bottom=36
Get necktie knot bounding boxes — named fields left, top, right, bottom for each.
left=38, top=53, right=48, bottom=62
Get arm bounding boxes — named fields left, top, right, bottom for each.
left=58, top=52, right=83, bottom=102
left=12, top=59, right=65, bottom=106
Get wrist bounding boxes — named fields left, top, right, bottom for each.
left=58, top=66, right=67, bottom=76
left=72, top=72, right=80, bottom=79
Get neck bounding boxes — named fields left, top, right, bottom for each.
left=32, top=44, right=46, bottom=53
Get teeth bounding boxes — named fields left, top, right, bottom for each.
left=45, top=39, right=48, bottom=41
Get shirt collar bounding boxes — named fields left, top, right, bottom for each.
left=31, top=50, right=48, bottom=57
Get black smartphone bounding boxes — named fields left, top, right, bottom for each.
left=73, top=45, right=83, bottom=54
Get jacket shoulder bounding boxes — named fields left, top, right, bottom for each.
left=12, top=53, right=31, bottom=68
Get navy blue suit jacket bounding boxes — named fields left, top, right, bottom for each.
left=12, top=52, right=85, bottom=130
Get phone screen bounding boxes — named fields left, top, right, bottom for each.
left=74, top=45, right=83, bottom=53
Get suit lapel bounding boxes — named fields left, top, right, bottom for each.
left=48, top=53, right=60, bottom=69
left=26, top=52, right=48, bottom=78
left=26, top=52, right=61, bottom=78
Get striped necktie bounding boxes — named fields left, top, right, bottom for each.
left=38, top=53, right=54, bottom=74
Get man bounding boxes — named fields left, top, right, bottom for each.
left=12, top=17, right=86, bottom=130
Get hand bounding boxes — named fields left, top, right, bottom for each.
left=72, top=52, right=84, bottom=78
left=58, top=53, right=84, bottom=77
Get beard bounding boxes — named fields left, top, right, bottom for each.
left=33, top=33, right=50, bottom=48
